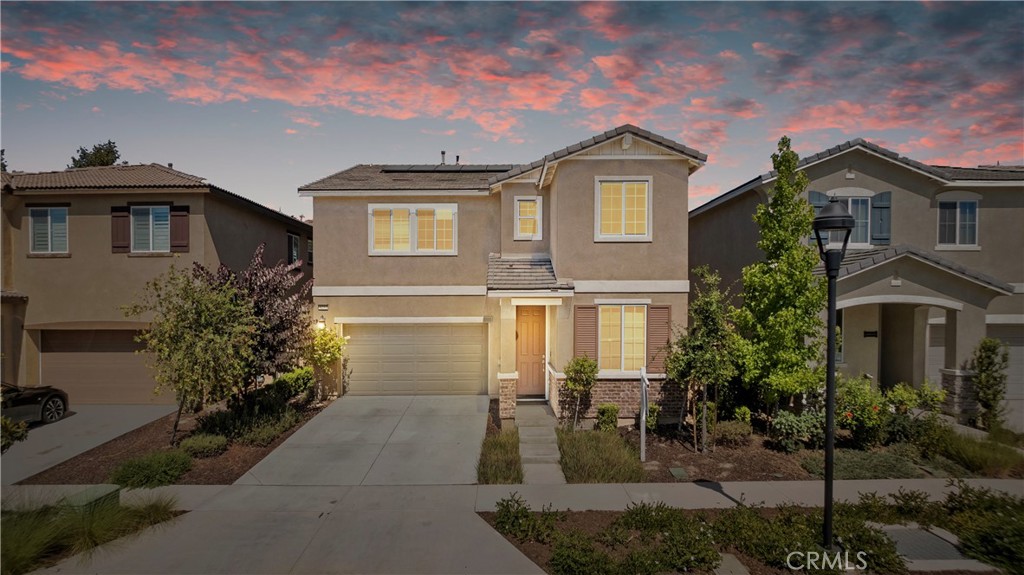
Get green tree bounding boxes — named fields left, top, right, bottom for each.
left=1, top=149, right=8, bottom=172
left=1, top=416, right=28, bottom=454
left=666, top=266, right=739, bottom=451
left=733, top=136, right=826, bottom=410
left=563, top=355, right=598, bottom=430
left=68, top=139, right=122, bottom=168
left=304, top=326, right=348, bottom=399
left=124, top=265, right=258, bottom=444
left=969, top=337, right=1009, bottom=429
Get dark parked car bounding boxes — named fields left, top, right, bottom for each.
left=1, top=382, right=69, bottom=424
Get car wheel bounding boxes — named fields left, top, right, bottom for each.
left=41, top=396, right=66, bottom=424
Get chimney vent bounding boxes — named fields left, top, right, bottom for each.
left=456, top=155, right=460, bottom=165
left=441, top=150, right=446, bottom=165
left=167, top=163, right=173, bottom=169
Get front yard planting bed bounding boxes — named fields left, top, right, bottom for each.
left=18, top=400, right=329, bottom=486
left=478, top=402, right=524, bottom=484
left=481, top=481, right=1019, bottom=575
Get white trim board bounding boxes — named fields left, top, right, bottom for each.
left=314, top=286, right=486, bottom=296
left=487, top=290, right=574, bottom=298
left=838, top=295, right=964, bottom=311
left=594, top=298, right=652, bottom=305
left=335, top=316, right=487, bottom=324
left=574, top=280, right=689, bottom=293
left=511, top=298, right=563, bottom=306
left=928, top=314, right=1024, bottom=325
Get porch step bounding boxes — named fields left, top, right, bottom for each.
left=523, top=463, right=566, bottom=484
left=518, top=427, right=557, bottom=443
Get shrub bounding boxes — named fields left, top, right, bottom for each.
left=970, top=337, right=1009, bottom=430
left=989, top=425, right=1024, bottom=448
left=110, top=450, right=192, bottom=488
left=236, top=409, right=300, bottom=447
left=836, top=376, right=887, bottom=448
left=734, top=405, right=752, bottom=424
left=714, top=420, right=752, bottom=447
left=557, top=429, right=644, bottom=483
left=477, top=428, right=523, bottom=484
left=493, top=493, right=560, bottom=543
left=657, top=515, right=720, bottom=573
left=616, top=501, right=680, bottom=532
left=595, top=404, right=619, bottom=432
left=549, top=530, right=613, bottom=575
left=770, top=410, right=806, bottom=453
left=803, top=409, right=825, bottom=449
left=886, top=383, right=920, bottom=415
left=179, top=433, right=228, bottom=458
left=563, top=356, right=598, bottom=429
left=1, top=416, right=28, bottom=454
left=942, top=482, right=1024, bottom=574
left=939, top=433, right=1024, bottom=477
left=800, top=449, right=925, bottom=480
left=646, top=404, right=660, bottom=432
left=274, top=366, right=314, bottom=399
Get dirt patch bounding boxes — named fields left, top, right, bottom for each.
left=487, top=398, right=501, bottom=435
left=18, top=401, right=329, bottom=486
left=621, top=426, right=813, bottom=482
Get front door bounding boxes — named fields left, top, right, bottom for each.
left=516, top=306, right=546, bottom=397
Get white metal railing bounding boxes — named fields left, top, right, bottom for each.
left=640, top=367, right=649, bottom=462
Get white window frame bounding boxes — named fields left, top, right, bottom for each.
left=593, top=176, right=653, bottom=242
left=513, top=196, right=542, bottom=241
left=29, top=206, right=69, bottom=254
left=307, top=238, right=313, bottom=265
left=367, top=203, right=458, bottom=256
left=287, top=233, right=300, bottom=264
left=819, top=197, right=871, bottom=249
left=130, top=205, right=171, bottom=253
left=597, top=303, right=647, bottom=375
left=936, top=200, right=978, bottom=247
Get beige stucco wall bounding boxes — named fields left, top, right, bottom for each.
left=549, top=159, right=690, bottom=282
left=312, top=194, right=498, bottom=287
left=499, top=182, right=550, bottom=255
left=205, top=193, right=312, bottom=279
left=839, top=303, right=880, bottom=379
left=689, top=189, right=764, bottom=295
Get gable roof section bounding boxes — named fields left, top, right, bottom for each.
left=812, top=244, right=1012, bottom=295
left=7, top=163, right=207, bottom=190
left=300, top=164, right=512, bottom=194
left=690, top=139, right=1024, bottom=218
left=488, top=124, right=707, bottom=187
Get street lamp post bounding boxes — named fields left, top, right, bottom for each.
left=812, top=198, right=854, bottom=550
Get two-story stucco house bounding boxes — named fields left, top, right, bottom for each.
left=300, top=125, right=706, bottom=419
left=690, top=139, right=1024, bottom=430
left=1, top=164, right=313, bottom=405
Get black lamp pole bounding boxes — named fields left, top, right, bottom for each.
left=812, top=198, right=854, bottom=550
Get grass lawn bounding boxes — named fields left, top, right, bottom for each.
left=557, top=429, right=644, bottom=483
left=800, top=448, right=926, bottom=480
left=1, top=496, right=178, bottom=575
left=478, top=426, right=524, bottom=484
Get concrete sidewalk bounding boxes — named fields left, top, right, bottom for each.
left=20, top=478, right=1023, bottom=574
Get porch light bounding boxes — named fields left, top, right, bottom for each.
left=813, top=197, right=854, bottom=550
left=315, top=315, right=326, bottom=330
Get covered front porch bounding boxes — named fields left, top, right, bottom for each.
left=828, top=247, right=1012, bottom=422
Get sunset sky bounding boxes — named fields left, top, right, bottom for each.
left=2, top=1, right=1022, bottom=219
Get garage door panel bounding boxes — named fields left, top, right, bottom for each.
left=345, top=324, right=487, bottom=395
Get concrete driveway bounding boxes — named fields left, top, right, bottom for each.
left=1, top=404, right=176, bottom=485
left=236, top=395, right=488, bottom=486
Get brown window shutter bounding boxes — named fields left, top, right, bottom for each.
left=111, top=206, right=130, bottom=253
left=573, top=305, right=598, bottom=360
left=646, top=305, right=671, bottom=373
left=170, top=205, right=190, bottom=252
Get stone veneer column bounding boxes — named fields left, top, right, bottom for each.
left=941, top=369, right=978, bottom=424
left=498, top=373, right=518, bottom=420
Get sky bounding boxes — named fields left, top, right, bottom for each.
left=1, top=1, right=1022, bottom=220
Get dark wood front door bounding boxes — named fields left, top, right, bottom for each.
left=516, top=306, right=546, bottom=397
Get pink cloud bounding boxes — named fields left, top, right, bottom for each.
left=923, top=141, right=1024, bottom=167
left=284, top=128, right=298, bottom=135
left=90, top=106, right=101, bottom=113
left=290, top=114, right=321, bottom=128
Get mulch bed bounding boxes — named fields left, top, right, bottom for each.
left=620, top=426, right=813, bottom=482
left=18, top=401, right=329, bottom=486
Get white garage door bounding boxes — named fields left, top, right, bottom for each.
left=988, top=325, right=1024, bottom=431
left=344, top=324, right=487, bottom=395
left=41, top=330, right=173, bottom=405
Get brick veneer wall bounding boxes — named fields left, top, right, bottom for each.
left=498, top=375, right=517, bottom=420
left=557, top=378, right=684, bottom=421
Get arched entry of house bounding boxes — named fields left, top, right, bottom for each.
left=837, top=295, right=965, bottom=389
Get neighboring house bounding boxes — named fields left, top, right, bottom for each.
left=1, top=164, right=313, bottom=404
left=300, top=125, right=706, bottom=419
left=690, top=139, right=1024, bottom=430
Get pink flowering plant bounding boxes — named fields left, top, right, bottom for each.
left=835, top=375, right=888, bottom=448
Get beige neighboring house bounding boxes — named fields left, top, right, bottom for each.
left=300, top=125, right=706, bottom=419
left=1, top=164, right=313, bottom=404
left=690, top=139, right=1024, bottom=430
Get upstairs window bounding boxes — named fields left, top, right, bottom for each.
left=131, top=206, right=170, bottom=253
left=30, top=207, right=68, bottom=253
left=369, top=204, right=456, bottom=255
left=809, top=191, right=890, bottom=247
left=595, top=177, right=652, bottom=242
left=288, top=233, right=300, bottom=264
left=514, top=197, right=542, bottom=240
left=938, top=201, right=977, bottom=246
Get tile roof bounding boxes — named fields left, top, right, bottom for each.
left=300, top=164, right=513, bottom=191
left=930, top=165, right=1024, bottom=181
left=765, top=138, right=950, bottom=181
left=489, top=124, right=707, bottom=186
left=487, top=254, right=570, bottom=291
left=6, top=163, right=208, bottom=190
left=813, top=244, right=1012, bottom=294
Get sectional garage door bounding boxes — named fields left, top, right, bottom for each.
left=344, top=324, right=487, bottom=394
left=41, top=330, right=173, bottom=405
